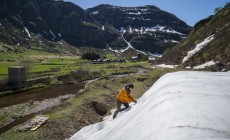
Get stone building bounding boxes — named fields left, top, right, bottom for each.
left=8, top=66, right=27, bottom=84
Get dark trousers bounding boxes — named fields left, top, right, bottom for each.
left=113, top=100, right=129, bottom=119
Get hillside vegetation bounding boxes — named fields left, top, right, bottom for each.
left=159, top=3, right=230, bottom=71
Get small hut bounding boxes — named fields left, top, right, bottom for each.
left=8, top=66, right=27, bottom=84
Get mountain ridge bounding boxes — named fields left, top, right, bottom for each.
left=87, top=4, right=191, bottom=34
left=86, top=4, right=192, bottom=53
left=0, top=0, right=192, bottom=54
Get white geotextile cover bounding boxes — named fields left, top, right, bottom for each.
left=71, top=71, right=230, bottom=140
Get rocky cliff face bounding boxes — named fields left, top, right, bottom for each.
left=159, top=3, right=230, bottom=71
left=0, top=0, right=192, bottom=54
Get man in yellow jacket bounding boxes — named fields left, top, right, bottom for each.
left=113, top=84, right=137, bottom=119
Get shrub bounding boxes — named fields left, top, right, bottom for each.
left=71, top=69, right=101, bottom=82
left=81, top=52, right=100, bottom=61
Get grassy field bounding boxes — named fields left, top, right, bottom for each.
left=0, top=50, right=148, bottom=79
left=0, top=51, right=79, bottom=79
left=0, top=50, right=151, bottom=82
left=0, top=50, right=179, bottom=139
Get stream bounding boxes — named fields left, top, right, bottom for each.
left=0, top=83, right=84, bottom=134
left=0, top=84, right=85, bottom=108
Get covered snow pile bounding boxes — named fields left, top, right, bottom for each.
left=70, top=71, right=230, bottom=140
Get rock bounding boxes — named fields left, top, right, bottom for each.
left=15, top=124, right=32, bottom=132
left=92, top=101, right=107, bottom=116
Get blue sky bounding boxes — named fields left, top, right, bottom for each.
left=65, top=0, right=229, bottom=26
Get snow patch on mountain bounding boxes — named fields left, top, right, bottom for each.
left=49, top=30, right=56, bottom=40
left=164, top=39, right=179, bottom=43
left=91, top=11, right=99, bottom=15
left=120, top=7, right=148, bottom=13
left=124, top=25, right=183, bottom=35
left=121, top=34, right=147, bottom=55
left=182, top=34, right=215, bottom=64
left=107, top=34, right=147, bottom=55
left=129, top=26, right=133, bottom=33
left=23, top=27, right=32, bottom=38
left=156, top=64, right=178, bottom=68
left=145, top=25, right=183, bottom=35
left=108, top=47, right=121, bottom=54
left=120, top=27, right=126, bottom=33
left=70, top=71, right=230, bottom=140
left=193, top=60, right=216, bottom=69
left=149, top=53, right=162, bottom=58
left=58, top=33, right=62, bottom=38
left=128, top=12, right=141, bottom=15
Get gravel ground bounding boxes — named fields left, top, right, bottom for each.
left=0, top=94, right=74, bottom=129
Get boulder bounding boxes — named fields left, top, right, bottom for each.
left=92, top=101, right=107, bottom=116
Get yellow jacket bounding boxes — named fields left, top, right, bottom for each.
left=117, top=88, right=135, bottom=103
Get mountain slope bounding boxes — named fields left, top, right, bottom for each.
left=0, top=1, right=191, bottom=54
left=70, top=71, right=230, bottom=140
left=87, top=4, right=192, bottom=54
left=0, top=0, right=126, bottom=50
left=87, top=4, right=190, bottom=34
left=159, top=3, right=230, bottom=71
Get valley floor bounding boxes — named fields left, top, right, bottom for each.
left=0, top=60, right=175, bottom=139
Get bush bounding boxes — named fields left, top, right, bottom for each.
left=81, top=52, right=100, bottom=61
left=0, top=78, right=9, bottom=92
left=71, top=69, right=101, bottom=82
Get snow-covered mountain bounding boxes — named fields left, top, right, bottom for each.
left=87, top=4, right=192, bottom=54
left=70, top=71, right=230, bottom=140
left=159, top=3, right=230, bottom=71
left=87, top=5, right=191, bottom=34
